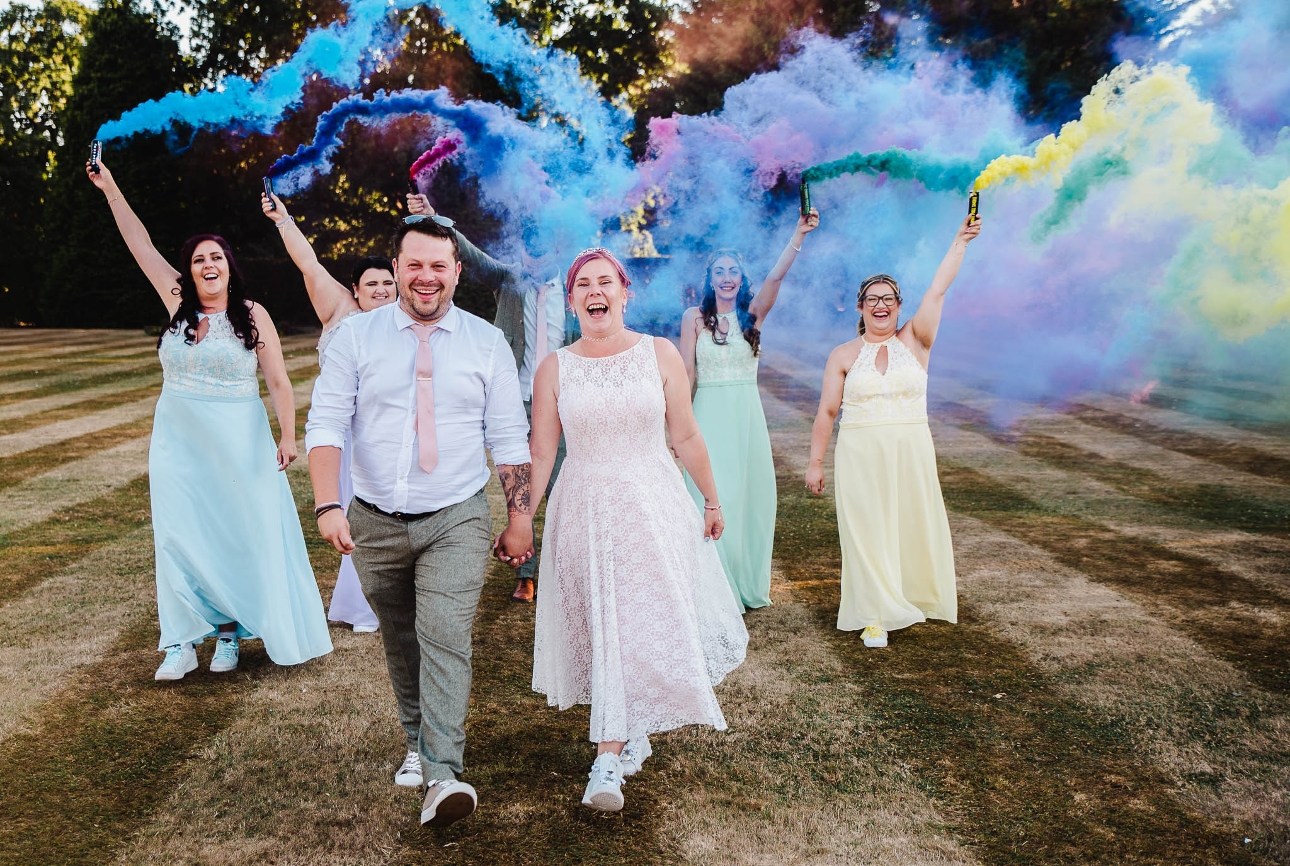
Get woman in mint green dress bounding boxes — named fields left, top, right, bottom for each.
left=680, top=206, right=820, bottom=610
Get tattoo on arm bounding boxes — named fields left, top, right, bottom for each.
left=498, top=463, right=532, bottom=516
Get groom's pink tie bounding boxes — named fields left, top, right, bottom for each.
left=410, top=322, right=438, bottom=473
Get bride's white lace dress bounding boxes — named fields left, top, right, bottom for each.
left=532, top=335, right=749, bottom=743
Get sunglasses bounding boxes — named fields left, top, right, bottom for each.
left=403, top=214, right=455, bottom=228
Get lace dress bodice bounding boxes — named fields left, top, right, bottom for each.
left=695, top=312, right=758, bottom=387
left=317, top=308, right=363, bottom=368
left=840, top=336, right=928, bottom=426
left=556, top=336, right=672, bottom=469
left=158, top=311, right=259, bottom=398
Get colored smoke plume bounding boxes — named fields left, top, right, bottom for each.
left=801, top=147, right=983, bottom=192
left=409, top=132, right=465, bottom=191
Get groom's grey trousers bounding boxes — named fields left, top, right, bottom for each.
left=347, top=488, right=492, bottom=782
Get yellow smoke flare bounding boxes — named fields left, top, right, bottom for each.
left=973, top=63, right=1212, bottom=191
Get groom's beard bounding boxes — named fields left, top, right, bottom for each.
left=399, top=277, right=454, bottom=322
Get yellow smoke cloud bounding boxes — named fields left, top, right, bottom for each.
left=973, top=63, right=1214, bottom=191
left=975, top=61, right=1290, bottom=340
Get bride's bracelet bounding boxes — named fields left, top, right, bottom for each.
left=274, top=217, right=292, bottom=229
left=704, top=504, right=722, bottom=511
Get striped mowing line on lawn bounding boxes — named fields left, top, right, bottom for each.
left=1076, top=395, right=1290, bottom=460
left=1145, top=382, right=1290, bottom=430
left=0, top=525, right=157, bottom=744
left=0, top=383, right=162, bottom=437
left=0, top=330, right=130, bottom=353
left=0, top=373, right=161, bottom=423
left=0, top=474, right=153, bottom=606
left=0, top=436, right=149, bottom=537
left=1069, top=402, right=1290, bottom=485
left=0, top=359, right=161, bottom=398
left=0, top=394, right=158, bottom=458
left=0, top=350, right=160, bottom=384
left=0, top=342, right=157, bottom=372
left=932, top=398, right=1290, bottom=540
left=760, top=390, right=1288, bottom=862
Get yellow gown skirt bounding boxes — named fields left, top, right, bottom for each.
left=834, top=419, right=957, bottom=632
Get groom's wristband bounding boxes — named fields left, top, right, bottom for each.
left=314, top=502, right=343, bottom=519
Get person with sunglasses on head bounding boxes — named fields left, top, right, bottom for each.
left=305, top=213, right=533, bottom=828
left=678, top=204, right=819, bottom=612
left=805, top=214, right=981, bottom=649
left=406, top=193, right=573, bottom=604
left=261, top=189, right=394, bottom=636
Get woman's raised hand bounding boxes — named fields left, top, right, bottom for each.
left=85, top=157, right=116, bottom=193
left=955, top=214, right=983, bottom=245
left=261, top=192, right=290, bottom=223
left=406, top=193, right=434, bottom=215
left=797, top=207, right=820, bottom=235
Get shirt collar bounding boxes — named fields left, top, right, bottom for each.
left=394, top=301, right=458, bottom=332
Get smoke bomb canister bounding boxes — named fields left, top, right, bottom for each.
left=263, top=177, right=276, bottom=210
left=90, top=140, right=101, bottom=173
left=968, top=190, right=979, bottom=222
left=800, top=181, right=811, bottom=217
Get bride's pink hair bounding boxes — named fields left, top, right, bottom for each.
left=565, top=247, right=632, bottom=300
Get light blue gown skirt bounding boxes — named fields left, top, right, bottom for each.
left=150, top=386, right=333, bottom=665
left=685, top=380, right=777, bottom=611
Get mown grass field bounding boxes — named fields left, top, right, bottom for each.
left=0, top=328, right=1287, bottom=865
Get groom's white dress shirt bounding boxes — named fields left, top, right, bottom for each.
left=305, top=302, right=531, bottom=514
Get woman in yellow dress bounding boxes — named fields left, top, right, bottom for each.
left=805, top=214, right=981, bottom=647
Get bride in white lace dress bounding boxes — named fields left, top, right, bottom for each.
left=523, top=248, right=748, bottom=812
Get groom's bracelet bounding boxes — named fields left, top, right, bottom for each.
left=314, top=501, right=343, bottom=518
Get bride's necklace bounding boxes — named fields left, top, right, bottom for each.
left=581, top=328, right=627, bottom=343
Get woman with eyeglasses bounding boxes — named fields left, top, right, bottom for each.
left=678, top=205, right=819, bottom=612
left=260, top=191, right=397, bottom=636
left=805, top=214, right=981, bottom=648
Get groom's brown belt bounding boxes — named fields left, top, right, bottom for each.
left=354, top=497, right=439, bottom=521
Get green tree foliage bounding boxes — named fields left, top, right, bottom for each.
left=188, top=0, right=346, bottom=83
left=0, top=0, right=89, bottom=324
left=41, top=0, right=193, bottom=327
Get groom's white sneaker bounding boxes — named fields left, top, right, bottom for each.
left=420, top=778, right=477, bottom=827
left=582, top=752, right=625, bottom=812
left=395, top=750, right=423, bottom=787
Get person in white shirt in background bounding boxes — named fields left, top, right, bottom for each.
left=306, top=216, right=534, bottom=828
left=406, top=193, right=571, bottom=603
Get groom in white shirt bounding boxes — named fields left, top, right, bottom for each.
left=305, top=216, right=534, bottom=828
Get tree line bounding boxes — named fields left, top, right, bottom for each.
left=1, top=0, right=1130, bottom=329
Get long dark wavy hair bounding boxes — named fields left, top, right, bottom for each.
left=159, top=234, right=259, bottom=351
left=699, top=249, right=760, bottom=356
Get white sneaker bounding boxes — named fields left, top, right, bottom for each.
left=582, top=752, right=625, bottom=812
left=352, top=624, right=378, bottom=633
left=861, top=625, right=888, bottom=648
left=210, top=636, right=239, bottom=673
left=619, top=736, right=652, bottom=776
left=395, top=750, right=424, bottom=787
left=155, top=644, right=197, bottom=681
left=420, top=778, right=477, bottom=827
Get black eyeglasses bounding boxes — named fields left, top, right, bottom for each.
left=862, top=293, right=899, bottom=308
left=403, top=214, right=455, bottom=228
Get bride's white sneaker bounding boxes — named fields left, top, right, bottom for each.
left=394, top=750, right=423, bottom=787
left=582, top=752, right=625, bottom=812
left=861, top=625, right=888, bottom=648
left=619, top=736, right=652, bottom=776
left=155, top=643, right=197, bottom=681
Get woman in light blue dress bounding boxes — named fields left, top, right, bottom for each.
left=89, top=158, right=332, bottom=681
left=680, top=205, right=819, bottom=610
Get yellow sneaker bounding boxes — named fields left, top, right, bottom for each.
left=861, top=625, right=888, bottom=648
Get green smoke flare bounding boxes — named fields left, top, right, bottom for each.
left=801, top=147, right=984, bottom=192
